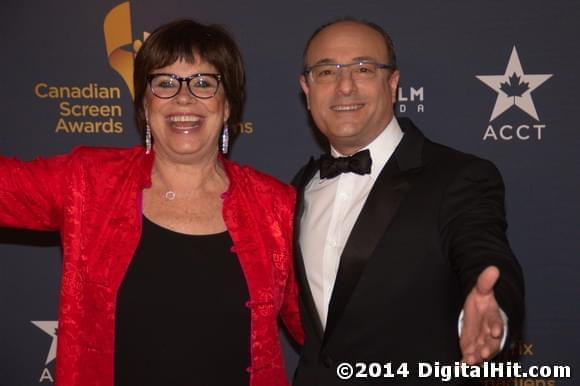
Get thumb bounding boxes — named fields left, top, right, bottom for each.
left=475, top=265, right=500, bottom=296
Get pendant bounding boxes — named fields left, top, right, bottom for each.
left=164, top=191, right=176, bottom=201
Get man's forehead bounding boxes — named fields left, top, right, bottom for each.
left=305, top=22, right=388, bottom=63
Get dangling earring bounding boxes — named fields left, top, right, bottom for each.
left=145, top=121, right=152, bottom=154
left=221, top=125, right=229, bottom=154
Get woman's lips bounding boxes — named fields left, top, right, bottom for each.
left=167, top=115, right=203, bottom=131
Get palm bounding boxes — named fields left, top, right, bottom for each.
left=460, top=266, right=504, bottom=365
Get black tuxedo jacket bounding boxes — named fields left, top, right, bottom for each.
left=292, top=118, right=524, bottom=386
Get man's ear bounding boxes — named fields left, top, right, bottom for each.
left=388, top=69, right=400, bottom=101
left=300, top=75, right=311, bottom=110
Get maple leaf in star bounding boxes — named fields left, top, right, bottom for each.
left=500, top=73, right=530, bottom=98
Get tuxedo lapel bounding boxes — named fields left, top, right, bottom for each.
left=323, top=119, right=425, bottom=343
left=293, top=157, right=325, bottom=339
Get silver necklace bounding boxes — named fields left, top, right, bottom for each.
left=154, top=170, right=177, bottom=201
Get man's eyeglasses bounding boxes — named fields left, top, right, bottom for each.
left=147, top=73, right=222, bottom=99
left=303, top=61, right=395, bottom=84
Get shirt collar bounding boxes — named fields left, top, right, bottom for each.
left=329, top=117, right=404, bottom=179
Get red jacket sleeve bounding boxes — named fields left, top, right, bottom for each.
left=0, top=154, right=70, bottom=230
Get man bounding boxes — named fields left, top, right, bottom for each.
left=292, top=19, right=524, bottom=385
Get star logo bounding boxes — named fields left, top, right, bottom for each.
left=476, top=46, right=552, bottom=121
left=32, top=321, right=58, bottom=365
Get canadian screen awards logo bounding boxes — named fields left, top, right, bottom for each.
left=31, top=2, right=143, bottom=135
left=31, top=321, right=58, bottom=383
left=104, top=1, right=148, bottom=99
left=476, top=46, right=552, bottom=141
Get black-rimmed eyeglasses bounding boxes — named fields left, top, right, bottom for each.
left=147, top=73, right=222, bottom=99
left=303, top=61, right=395, bottom=84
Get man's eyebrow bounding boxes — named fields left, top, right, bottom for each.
left=352, top=56, right=378, bottom=62
left=309, top=58, right=336, bottom=66
left=308, top=56, right=379, bottom=66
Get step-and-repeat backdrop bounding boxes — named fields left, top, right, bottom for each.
left=1, top=0, right=578, bottom=385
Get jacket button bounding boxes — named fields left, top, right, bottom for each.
left=322, top=356, right=334, bottom=368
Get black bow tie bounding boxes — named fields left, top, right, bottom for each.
left=319, top=149, right=372, bottom=179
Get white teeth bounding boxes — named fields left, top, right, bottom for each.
left=168, top=115, right=201, bottom=122
left=331, top=104, right=364, bottom=111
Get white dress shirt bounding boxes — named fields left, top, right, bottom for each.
left=300, top=117, right=403, bottom=327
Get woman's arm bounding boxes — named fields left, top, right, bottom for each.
left=0, top=154, right=69, bottom=231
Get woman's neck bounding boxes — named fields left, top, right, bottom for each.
left=151, top=152, right=228, bottom=198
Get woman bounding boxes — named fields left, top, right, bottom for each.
left=0, top=19, right=302, bottom=386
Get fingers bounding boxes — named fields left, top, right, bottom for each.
left=461, top=335, right=502, bottom=364
left=461, top=314, right=503, bottom=365
left=490, top=317, right=504, bottom=339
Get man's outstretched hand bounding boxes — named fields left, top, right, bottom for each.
left=460, top=266, right=504, bottom=365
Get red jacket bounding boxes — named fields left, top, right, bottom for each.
left=0, top=146, right=303, bottom=386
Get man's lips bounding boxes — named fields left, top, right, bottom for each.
left=330, top=103, right=365, bottom=112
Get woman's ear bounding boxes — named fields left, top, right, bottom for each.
left=224, top=100, right=230, bottom=126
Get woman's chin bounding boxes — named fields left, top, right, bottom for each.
left=158, top=142, right=217, bottom=161
left=168, top=125, right=201, bottom=135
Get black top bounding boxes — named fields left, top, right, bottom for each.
left=114, top=216, right=250, bottom=386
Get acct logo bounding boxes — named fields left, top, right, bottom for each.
left=476, top=46, right=552, bottom=141
left=31, top=321, right=58, bottom=383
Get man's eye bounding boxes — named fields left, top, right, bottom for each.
left=317, top=68, right=336, bottom=77
left=356, top=65, right=375, bottom=74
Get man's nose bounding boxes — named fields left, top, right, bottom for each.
left=336, top=69, right=356, bottom=95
